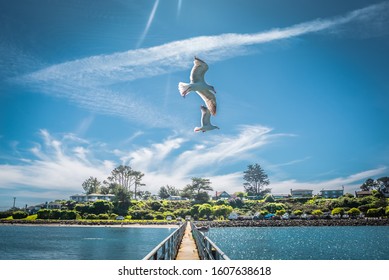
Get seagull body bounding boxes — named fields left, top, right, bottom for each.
left=194, top=105, right=219, bottom=133
left=178, top=57, right=217, bottom=115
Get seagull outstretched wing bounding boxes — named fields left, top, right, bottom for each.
left=190, top=57, right=209, bottom=83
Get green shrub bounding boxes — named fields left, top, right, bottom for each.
left=366, top=208, right=384, bottom=217
left=150, top=201, right=162, bottom=211
left=25, top=214, right=37, bottom=220
left=110, top=213, right=118, bottom=220
left=212, top=205, right=233, bottom=218
left=263, top=202, right=286, bottom=213
left=85, top=213, right=98, bottom=220
left=0, top=210, right=13, bottom=219
left=144, top=213, right=155, bottom=220
left=129, top=210, right=149, bottom=220
left=155, top=213, right=164, bottom=220
left=276, top=209, right=286, bottom=216
left=37, top=209, right=51, bottom=219
left=98, top=214, right=109, bottom=220
left=49, top=209, right=61, bottom=219
left=60, top=210, right=78, bottom=220
left=331, top=207, right=345, bottom=216
left=12, top=211, right=28, bottom=219
left=347, top=208, right=361, bottom=217
left=311, top=210, right=323, bottom=216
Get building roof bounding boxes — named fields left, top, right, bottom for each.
left=215, top=191, right=230, bottom=196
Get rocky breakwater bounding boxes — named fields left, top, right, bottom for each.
left=195, top=218, right=389, bottom=228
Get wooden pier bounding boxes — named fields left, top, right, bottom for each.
left=175, top=222, right=200, bottom=260
left=143, top=221, right=229, bottom=260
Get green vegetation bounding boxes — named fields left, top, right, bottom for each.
left=1, top=164, right=388, bottom=222
left=2, top=193, right=388, bottom=222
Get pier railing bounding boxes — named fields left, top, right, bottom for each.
left=143, top=222, right=186, bottom=260
left=191, top=222, right=230, bottom=260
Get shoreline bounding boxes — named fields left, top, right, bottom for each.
left=0, top=220, right=179, bottom=228
left=1, top=218, right=389, bottom=228
left=195, top=218, right=389, bottom=227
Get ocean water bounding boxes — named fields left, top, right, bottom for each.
left=206, top=226, right=389, bottom=260
left=0, top=225, right=175, bottom=260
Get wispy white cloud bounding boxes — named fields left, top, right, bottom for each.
left=269, top=156, right=312, bottom=168
left=122, top=125, right=296, bottom=188
left=0, top=130, right=115, bottom=194
left=1, top=128, right=387, bottom=207
left=17, top=2, right=389, bottom=128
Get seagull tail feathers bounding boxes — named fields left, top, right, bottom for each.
left=178, top=82, right=191, bottom=97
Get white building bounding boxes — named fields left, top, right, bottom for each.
left=70, top=193, right=115, bottom=202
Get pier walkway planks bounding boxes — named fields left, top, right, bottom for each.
left=175, top=222, right=200, bottom=260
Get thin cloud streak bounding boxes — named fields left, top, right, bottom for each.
left=18, top=1, right=389, bottom=128
left=177, top=0, right=183, bottom=19
left=136, top=0, right=160, bottom=48
left=24, top=1, right=389, bottom=86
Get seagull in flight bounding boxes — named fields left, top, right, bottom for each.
left=178, top=57, right=217, bottom=115
left=194, top=105, right=219, bottom=133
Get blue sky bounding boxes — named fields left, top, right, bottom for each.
left=1, top=0, right=389, bottom=209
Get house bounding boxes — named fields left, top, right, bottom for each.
left=26, top=204, right=45, bottom=214
left=70, top=193, right=115, bottom=202
left=167, top=195, right=187, bottom=201
left=48, top=202, right=62, bottom=209
left=290, top=189, right=313, bottom=198
left=355, top=190, right=372, bottom=197
left=213, top=191, right=231, bottom=200
left=320, top=186, right=344, bottom=198
left=272, top=194, right=290, bottom=200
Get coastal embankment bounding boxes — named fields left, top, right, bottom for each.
left=0, top=219, right=179, bottom=228
left=195, top=218, right=389, bottom=227
left=1, top=218, right=389, bottom=227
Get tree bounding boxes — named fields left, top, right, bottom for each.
left=360, top=178, right=378, bottom=191
left=82, top=177, right=101, bottom=194
left=133, top=171, right=145, bottom=200
left=377, top=177, right=389, bottom=195
left=181, top=178, right=213, bottom=199
left=243, top=164, right=271, bottom=196
left=111, top=184, right=131, bottom=216
left=188, top=177, right=213, bottom=194
left=105, top=165, right=145, bottom=199
left=90, top=200, right=113, bottom=215
left=194, top=192, right=210, bottom=204
left=158, top=185, right=180, bottom=199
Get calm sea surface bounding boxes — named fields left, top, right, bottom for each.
left=1, top=225, right=388, bottom=260
left=0, top=225, right=174, bottom=260
left=205, top=226, right=389, bottom=260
